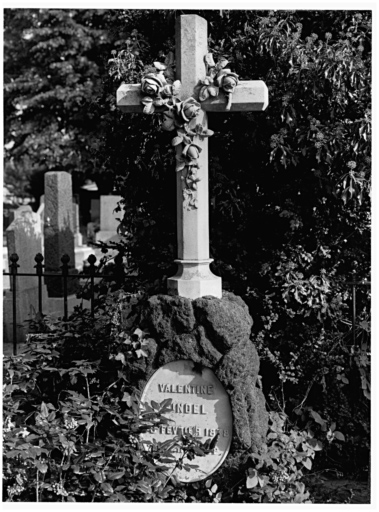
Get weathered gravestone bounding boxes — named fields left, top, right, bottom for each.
left=44, top=171, right=78, bottom=296
left=3, top=206, right=48, bottom=344
left=140, top=359, right=233, bottom=482
left=96, top=195, right=123, bottom=243
left=90, top=198, right=100, bottom=224
left=116, top=14, right=269, bottom=480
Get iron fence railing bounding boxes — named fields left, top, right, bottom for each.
left=3, top=251, right=136, bottom=355
left=3, top=252, right=370, bottom=357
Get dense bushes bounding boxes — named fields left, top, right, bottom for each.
left=4, top=290, right=331, bottom=503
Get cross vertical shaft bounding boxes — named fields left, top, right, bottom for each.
left=116, top=14, right=268, bottom=301
left=167, top=15, right=222, bottom=299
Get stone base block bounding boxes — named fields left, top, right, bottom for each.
left=121, top=291, right=269, bottom=454
left=167, top=259, right=222, bottom=300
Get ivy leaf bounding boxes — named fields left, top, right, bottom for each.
left=150, top=400, right=160, bottom=410
left=258, top=476, right=266, bottom=487
left=302, top=457, right=312, bottom=470
left=35, top=461, right=48, bottom=473
left=334, top=431, right=345, bottom=441
left=93, top=471, right=106, bottom=483
left=115, top=352, right=125, bottom=365
left=246, top=468, right=258, bottom=488
left=310, top=410, right=325, bottom=426
left=159, top=398, right=173, bottom=409
left=246, top=474, right=258, bottom=489
left=108, top=470, right=125, bottom=480
left=136, top=349, right=147, bottom=358
left=41, top=402, right=49, bottom=418
left=101, top=482, right=114, bottom=494
left=308, top=438, right=323, bottom=451
left=209, top=432, right=219, bottom=450
left=121, top=392, right=132, bottom=406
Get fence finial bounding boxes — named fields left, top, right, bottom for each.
left=34, top=253, right=44, bottom=275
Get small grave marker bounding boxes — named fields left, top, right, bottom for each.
left=140, top=359, right=233, bottom=482
left=96, top=195, right=123, bottom=243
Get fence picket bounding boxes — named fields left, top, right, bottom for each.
left=3, top=251, right=132, bottom=355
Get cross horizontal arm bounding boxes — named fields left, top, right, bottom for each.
left=117, top=84, right=145, bottom=113
left=117, top=80, right=268, bottom=113
left=202, top=80, right=268, bottom=112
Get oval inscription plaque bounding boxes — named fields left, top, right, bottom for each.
left=140, top=359, right=233, bottom=482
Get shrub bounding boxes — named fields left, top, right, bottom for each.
left=3, top=289, right=325, bottom=503
left=2, top=291, right=216, bottom=502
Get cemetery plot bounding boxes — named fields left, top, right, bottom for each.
left=140, top=359, right=233, bottom=483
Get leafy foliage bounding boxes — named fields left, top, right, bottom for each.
left=3, top=291, right=220, bottom=502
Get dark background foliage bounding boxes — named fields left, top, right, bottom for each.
left=4, top=8, right=371, bottom=477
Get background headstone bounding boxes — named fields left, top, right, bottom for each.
left=3, top=206, right=48, bottom=343
left=96, top=195, right=123, bottom=243
left=90, top=198, right=100, bottom=223
left=44, top=171, right=78, bottom=297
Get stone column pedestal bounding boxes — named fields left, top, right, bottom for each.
left=167, top=259, right=222, bottom=300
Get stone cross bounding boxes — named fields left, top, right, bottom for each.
left=117, top=15, right=268, bottom=300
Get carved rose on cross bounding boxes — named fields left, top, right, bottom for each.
left=160, top=98, right=202, bottom=132
left=140, top=62, right=181, bottom=115
left=176, top=97, right=201, bottom=124
left=139, top=57, right=216, bottom=210
left=141, top=72, right=166, bottom=97
left=182, top=142, right=202, bottom=160
left=161, top=81, right=181, bottom=99
left=199, top=54, right=239, bottom=110
left=217, top=70, right=239, bottom=94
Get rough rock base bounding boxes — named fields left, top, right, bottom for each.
left=121, top=291, right=268, bottom=454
